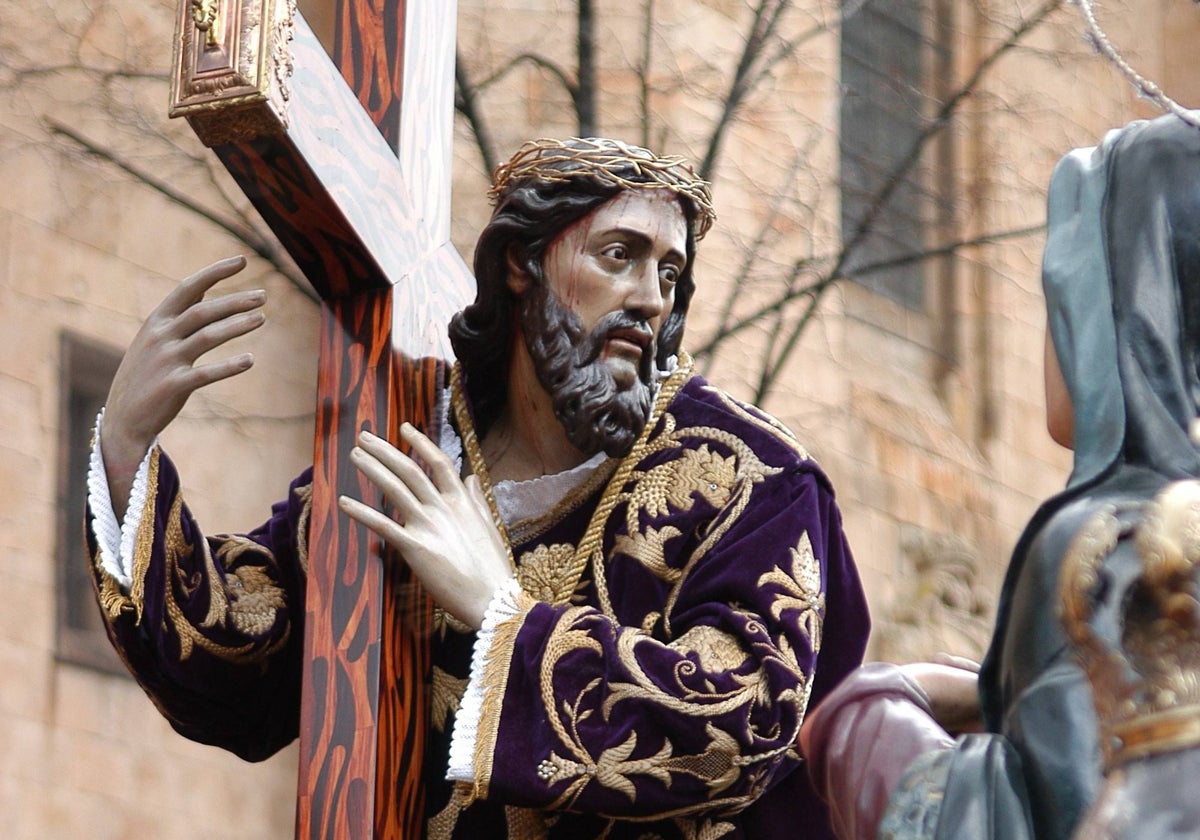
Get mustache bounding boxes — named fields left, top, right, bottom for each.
left=575, top=311, right=655, bottom=368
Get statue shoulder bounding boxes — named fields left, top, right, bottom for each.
left=668, top=375, right=820, bottom=474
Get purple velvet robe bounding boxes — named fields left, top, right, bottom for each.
left=86, top=369, right=869, bottom=839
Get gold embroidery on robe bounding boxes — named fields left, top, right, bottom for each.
left=474, top=588, right=540, bottom=801
left=671, top=625, right=751, bottom=673
left=613, top=526, right=685, bottom=583
left=517, top=543, right=581, bottom=604
left=432, top=665, right=469, bottom=733
left=129, top=447, right=162, bottom=621
left=760, top=532, right=824, bottom=655
left=160, top=492, right=290, bottom=666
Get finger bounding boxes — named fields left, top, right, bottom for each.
left=178, top=306, right=267, bottom=360
left=182, top=353, right=256, bottom=390
left=464, top=474, right=492, bottom=520
left=160, top=256, right=248, bottom=317
left=350, top=444, right=425, bottom=514
left=399, top=422, right=460, bottom=492
left=358, top=430, right=441, bottom=505
left=339, top=495, right=416, bottom=554
left=174, top=288, right=267, bottom=343
left=931, top=653, right=981, bottom=673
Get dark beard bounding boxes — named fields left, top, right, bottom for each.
left=518, top=285, right=655, bottom=457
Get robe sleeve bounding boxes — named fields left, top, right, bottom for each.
left=464, top=464, right=869, bottom=821
left=84, top=444, right=312, bottom=762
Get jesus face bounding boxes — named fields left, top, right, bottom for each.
left=540, top=190, right=688, bottom=386
left=515, top=190, right=689, bottom=456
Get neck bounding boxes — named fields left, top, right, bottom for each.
left=480, top=333, right=592, bottom=483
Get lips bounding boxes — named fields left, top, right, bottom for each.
left=605, top=326, right=652, bottom=357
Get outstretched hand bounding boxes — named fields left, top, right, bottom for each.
left=101, top=256, right=265, bottom=516
left=339, top=425, right=514, bottom=630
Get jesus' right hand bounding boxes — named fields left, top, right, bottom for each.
left=100, top=256, right=266, bottom=518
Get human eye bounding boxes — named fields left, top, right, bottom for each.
left=659, top=264, right=680, bottom=286
left=600, top=243, right=629, bottom=261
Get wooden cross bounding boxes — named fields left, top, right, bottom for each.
left=168, top=0, right=471, bottom=837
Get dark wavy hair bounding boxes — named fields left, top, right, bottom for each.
left=449, top=169, right=702, bottom=438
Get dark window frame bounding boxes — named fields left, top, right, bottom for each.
left=839, top=0, right=935, bottom=312
left=54, top=331, right=128, bottom=676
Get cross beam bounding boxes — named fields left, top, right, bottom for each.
left=169, top=1, right=470, bottom=836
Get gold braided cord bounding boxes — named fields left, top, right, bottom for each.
left=565, top=353, right=695, bottom=605
left=450, top=352, right=696, bottom=608
left=489, top=138, right=717, bottom=240
left=450, top=361, right=516, bottom=574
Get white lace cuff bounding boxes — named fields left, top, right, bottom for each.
left=446, top=577, right=523, bottom=782
left=86, top=409, right=156, bottom=591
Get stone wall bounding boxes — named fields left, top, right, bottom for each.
left=2, top=0, right=1196, bottom=836
left=1, top=1, right=312, bottom=836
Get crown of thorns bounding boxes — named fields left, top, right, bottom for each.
left=489, top=137, right=716, bottom=239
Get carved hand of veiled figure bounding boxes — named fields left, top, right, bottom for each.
left=339, top=424, right=514, bottom=630
left=899, top=656, right=983, bottom=735
left=101, top=255, right=266, bottom=516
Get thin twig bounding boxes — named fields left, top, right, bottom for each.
left=699, top=0, right=791, bottom=180
left=692, top=223, right=1045, bottom=362
left=455, top=49, right=499, bottom=175
left=46, top=118, right=316, bottom=301
left=749, top=0, right=1063, bottom=400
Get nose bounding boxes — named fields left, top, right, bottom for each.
left=623, top=264, right=666, bottom=321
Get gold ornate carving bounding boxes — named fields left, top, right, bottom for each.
left=191, top=0, right=220, bottom=49
left=169, top=0, right=295, bottom=146
left=1060, top=482, right=1200, bottom=770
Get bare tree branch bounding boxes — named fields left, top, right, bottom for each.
left=576, top=0, right=596, bottom=135
left=638, top=0, right=656, bottom=148
left=840, top=0, right=1062, bottom=272
left=692, top=223, right=1045, bottom=363
left=698, top=0, right=791, bottom=180
left=46, top=118, right=316, bottom=301
left=455, top=49, right=499, bottom=175
left=746, top=0, right=1065, bottom=400
left=471, top=53, right=577, bottom=101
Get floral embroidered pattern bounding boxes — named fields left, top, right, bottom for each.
left=214, top=536, right=288, bottom=636
left=161, top=491, right=290, bottom=665
left=760, top=532, right=824, bottom=655
left=626, top=445, right=737, bottom=527
left=517, top=543, right=581, bottom=605
left=613, top=525, right=684, bottom=583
